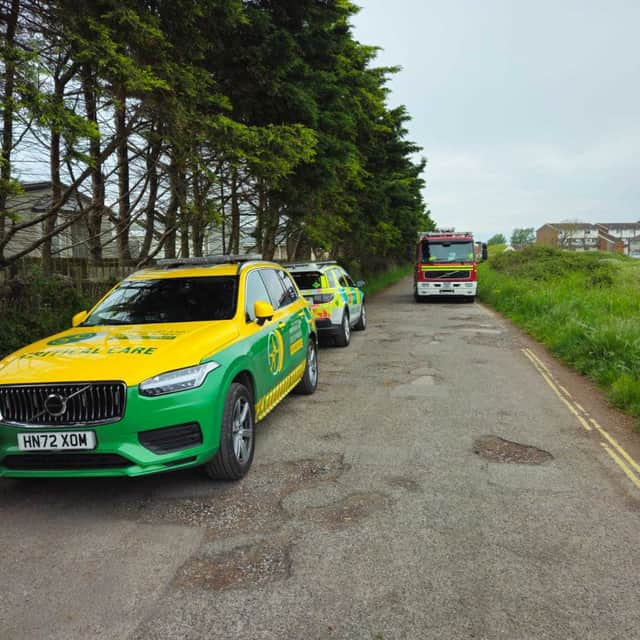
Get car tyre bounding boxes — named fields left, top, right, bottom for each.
left=354, top=301, right=367, bottom=331
left=293, top=338, right=319, bottom=395
left=204, top=382, right=255, bottom=481
left=334, top=309, right=351, bottom=347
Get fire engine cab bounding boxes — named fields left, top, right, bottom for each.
left=414, top=230, right=486, bottom=302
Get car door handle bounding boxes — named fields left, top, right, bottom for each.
left=298, top=312, right=306, bottom=318
left=278, top=322, right=287, bottom=329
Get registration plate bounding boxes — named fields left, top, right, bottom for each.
left=440, top=289, right=455, bottom=294
left=17, top=431, right=97, bottom=451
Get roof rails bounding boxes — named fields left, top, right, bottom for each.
left=283, top=260, right=338, bottom=269
left=155, top=254, right=263, bottom=269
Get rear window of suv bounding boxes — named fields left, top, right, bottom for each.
left=291, top=271, right=324, bottom=290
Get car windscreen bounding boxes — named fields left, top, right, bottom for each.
left=83, top=276, right=238, bottom=325
left=423, top=241, right=474, bottom=263
left=291, top=271, right=324, bottom=290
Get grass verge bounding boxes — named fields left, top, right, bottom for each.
left=361, top=263, right=413, bottom=297
left=478, top=245, right=640, bottom=421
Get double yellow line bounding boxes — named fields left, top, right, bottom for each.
left=522, top=347, right=640, bottom=490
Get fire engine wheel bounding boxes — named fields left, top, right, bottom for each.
left=465, top=296, right=476, bottom=303
left=414, top=290, right=424, bottom=303
left=334, top=309, right=351, bottom=347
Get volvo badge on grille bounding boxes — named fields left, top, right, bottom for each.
left=44, top=393, right=68, bottom=417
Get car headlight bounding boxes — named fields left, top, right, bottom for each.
left=139, top=362, right=220, bottom=397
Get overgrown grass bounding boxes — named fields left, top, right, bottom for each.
left=361, top=263, right=413, bottom=297
left=478, top=245, right=640, bottom=419
left=487, top=243, right=507, bottom=257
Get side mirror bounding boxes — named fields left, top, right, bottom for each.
left=254, top=300, right=275, bottom=325
left=356, top=280, right=365, bottom=289
left=481, top=243, right=488, bottom=261
left=72, top=310, right=88, bottom=327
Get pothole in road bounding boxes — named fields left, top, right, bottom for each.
left=464, top=333, right=510, bottom=348
left=137, top=455, right=348, bottom=536
left=301, top=491, right=390, bottom=529
left=473, top=435, right=553, bottom=465
left=385, top=476, right=422, bottom=493
left=319, top=432, right=343, bottom=442
left=175, top=537, right=292, bottom=591
left=390, top=374, right=441, bottom=397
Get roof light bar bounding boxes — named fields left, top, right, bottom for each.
left=283, top=260, right=337, bottom=269
left=156, top=254, right=263, bottom=268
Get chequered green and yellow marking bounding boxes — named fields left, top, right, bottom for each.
left=255, top=360, right=306, bottom=421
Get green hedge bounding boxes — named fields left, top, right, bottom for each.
left=0, top=269, right=95, bottom=359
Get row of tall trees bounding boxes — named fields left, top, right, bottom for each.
left=0, top=0, right=431, bottom=268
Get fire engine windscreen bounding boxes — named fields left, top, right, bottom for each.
left=422, top=242, right=474, bottom=263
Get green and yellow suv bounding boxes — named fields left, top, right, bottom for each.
left=0, top=256, right=318, bottom=480
left=286, top=261, right=366, bottom=347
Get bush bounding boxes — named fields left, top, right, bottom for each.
left=0, top=268, right=94, bottom=359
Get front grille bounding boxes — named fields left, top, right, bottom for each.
left=2, top=453, right=129, bottom=470
left=423, top=270, right=473, bottom=280
left=138, top=422, right=203, bottom=454
left=0, top=383, right=126, bottom=426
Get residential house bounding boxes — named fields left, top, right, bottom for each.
left=601, top=223, right=640, bottom=253
left=629, top=235, right=640, bottom=258
left=536, top=222, right=638, bottom=255
left=3, top=182, right=117, bottom=260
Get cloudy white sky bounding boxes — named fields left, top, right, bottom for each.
left=352, top=0, right=640, bottom=241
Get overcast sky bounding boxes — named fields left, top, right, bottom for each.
left=351, top=0, right=640, bottom=241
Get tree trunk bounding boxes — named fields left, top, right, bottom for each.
left=261, top=198, right=280, bottom=261
left=180, top=215, right=190, bottom=257
left=164, top=154, right=179, bottom=258
left=287, top=228, right=303, bottom=261
left=0, top=0, right=20, bottom=260
left=43, top=71, right=66, bottom=270
left=254, top=183, right=265, bottom=256
left=190, top=168, right=205, bottom=257
left=178, top=170, right=189, bottom=258
left=219, top=165, right=226, bottom=253
left=81, top=65, right=104, bottom=263
left=139, top=137, right=161, bottom=262
left=230, top=168, right=240, bottom=254
left=115, top=87, right=132, bottom=264
left=192, top=222, right=204, bottom=257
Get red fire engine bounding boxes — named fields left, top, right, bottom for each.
left=414, top=230, right=487, bottom=302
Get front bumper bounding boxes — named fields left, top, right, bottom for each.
left=416, top=281, right=477, bottom=296
left=0, top=378, right=225, bottom=478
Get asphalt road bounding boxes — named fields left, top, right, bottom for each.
left=2, top=276, right=640, bottom=640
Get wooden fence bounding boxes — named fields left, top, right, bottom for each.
left=0, top=257, right=133, bottom=284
